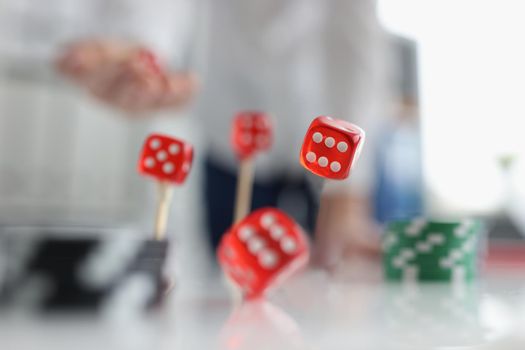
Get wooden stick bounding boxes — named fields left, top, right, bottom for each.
left=154, top=181, right=174, bottom=240
left=233, top=158, right=255, bottom=224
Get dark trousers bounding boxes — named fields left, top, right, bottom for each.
left=204, top=156, right=318, bottom=253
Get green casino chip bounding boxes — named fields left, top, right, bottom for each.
left=383, top=219, right=484, bottom=282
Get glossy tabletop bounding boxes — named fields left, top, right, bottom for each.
left=1, top=259, right=525, bottom=350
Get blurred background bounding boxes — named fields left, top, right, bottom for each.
left=2, top=1, right=525, bottom=349
left=0, top=0, right=524, bottom=279
left=379, top=0, right=525, bottom=240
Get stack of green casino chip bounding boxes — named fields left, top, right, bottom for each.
left=383, top=219, right=483, bottom=282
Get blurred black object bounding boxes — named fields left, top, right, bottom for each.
left=0, top=227, right=169, bottom=312
left=488, top=214, right=523, bottom=241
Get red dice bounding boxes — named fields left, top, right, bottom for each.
left=231, top=111, right=273, bottom=160
left=136, top=48, right=163, bottom=76
left=218, top=208, right=309, bottom=299
left=300, top=116, right=365, bottom=180
left=137, top=133, right=193, bottom=184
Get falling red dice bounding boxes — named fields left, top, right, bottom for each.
left=231, top=111, right=273, bottom=160
left=137, top=133, right=193, bottom=184
left=300, top=116, right=365, bottom=180
left=218, top=208, right=309, bottom=299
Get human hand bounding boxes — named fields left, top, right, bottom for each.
left=313, top=193, right=381, bottom=269
left=56, top=39, right=197, bottom=113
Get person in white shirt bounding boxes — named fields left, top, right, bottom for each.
left=14, top=0, right=384, bottom=266
left=197, top=1, right=385, bottom=265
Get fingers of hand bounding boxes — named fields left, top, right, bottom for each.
left=56, top=39, right=113, bottom=79
left=57, top=41, right=197, bottom=112
left=106, top=66, right=163, bottom=112
left=159, top=73, right=198, bottom=108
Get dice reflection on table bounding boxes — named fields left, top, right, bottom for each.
left=218, top=300, right=304, bottom=350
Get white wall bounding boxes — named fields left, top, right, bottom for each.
left=379, top=0, right=525, bottom=217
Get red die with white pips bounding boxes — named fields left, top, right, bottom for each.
left=138, top=133, right=193, bottom=184
left=231, top=111, right=273, bottom=160
left=218, top=208, right=309, bottom=299
left=300, top=116, right=365, bottom=180
left=136, top=48, right=163, bottom=76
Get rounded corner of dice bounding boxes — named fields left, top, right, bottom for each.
left=300, top=116, right=365, bottom=180
left=138, top=133, right=194, bottom=184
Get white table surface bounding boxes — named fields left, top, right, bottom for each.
left=1, top=260, right=525, bottom=350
